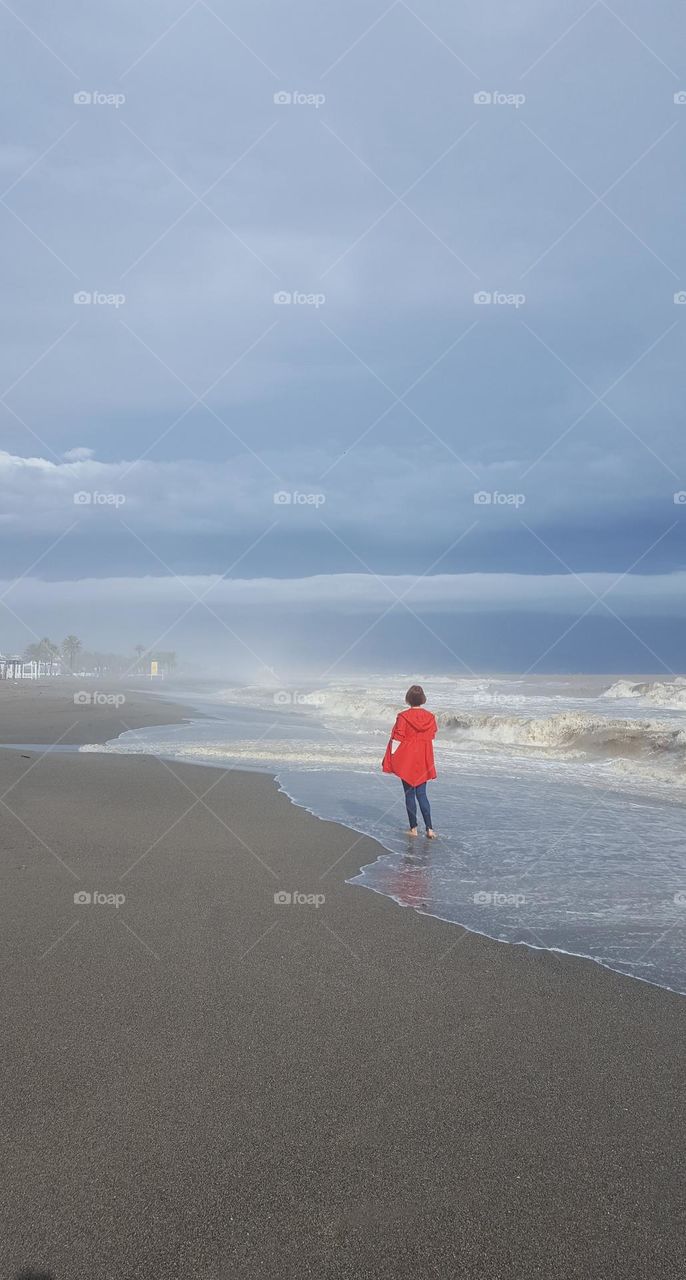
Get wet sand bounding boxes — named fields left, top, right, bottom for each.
left=0, top=682, right=683, bottom=1278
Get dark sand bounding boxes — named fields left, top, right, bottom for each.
left=0, top=677, right=201, bottom=746
left=0, top=683, right=683, bottom=1279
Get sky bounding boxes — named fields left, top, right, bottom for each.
left=1, top=0, right=685, bottom=676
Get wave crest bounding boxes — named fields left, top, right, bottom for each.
left=604, top=678, right=686, bottom=710
left=437, top=708, right=686, bottom=768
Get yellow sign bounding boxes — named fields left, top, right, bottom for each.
left=150, top=660, right=158, bottom=676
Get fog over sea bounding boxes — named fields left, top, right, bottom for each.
left=82, top=675, right=686, bottom=995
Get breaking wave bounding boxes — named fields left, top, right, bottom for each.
left=307, top=685, right=686, bottom=774
left=604, top=678, right=686, bottom=710
left=436, top=709, right=686, bottom=770
left=210, top=679, right=686, bottom=783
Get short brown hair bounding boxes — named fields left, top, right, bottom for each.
left=405, top=684, right=426, bottom=707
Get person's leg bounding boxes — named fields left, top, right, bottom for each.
left=416, top=783, right=433, bottom=832
left=401, top=780, right=417, bottom=830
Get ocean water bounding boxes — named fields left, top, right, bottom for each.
left=81, top=675, right=686, bottom=995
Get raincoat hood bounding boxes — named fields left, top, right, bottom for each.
left=399, top=707, right=436, bottom=732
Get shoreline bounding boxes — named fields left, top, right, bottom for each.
left=343, top=872, right=686, bottom=1001
left=1, top=682, right=684, bottom=1277
left=5, top=680, right=683, bottom=999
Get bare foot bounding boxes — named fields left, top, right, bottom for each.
left=426, top=829, right=437, bottom=839
left=408, top=827, right=418, bottom=837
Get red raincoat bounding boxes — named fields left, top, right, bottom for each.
left=382, top=707, right=437, bottom=787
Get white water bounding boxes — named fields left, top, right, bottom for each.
left=81, top=674, right=686, bottom=995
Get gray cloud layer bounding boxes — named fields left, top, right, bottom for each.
left=1, top=1, right=684, bottom=667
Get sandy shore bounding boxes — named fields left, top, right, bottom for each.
left=0, top=682, right=683, bottom=1278
left=0, top=677, right=201, bottom=746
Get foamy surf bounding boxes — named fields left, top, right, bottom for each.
left=604, top=677, right=686, bottom=710
left=81, top=737, right=379, bottom=770
left=211, top=677, right=686, bottom=786
left=436, top=710, right=686, bottom=778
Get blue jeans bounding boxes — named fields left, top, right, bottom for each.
left=402, top=780, right=432, bottom=830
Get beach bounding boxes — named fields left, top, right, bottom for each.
left=0, top=682, right=683, bottom=1279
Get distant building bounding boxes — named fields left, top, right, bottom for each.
left=0, top=656, right=62, bottom=679
left=0, top=655, right=23, bottom=679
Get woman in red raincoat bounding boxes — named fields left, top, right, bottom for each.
left=382, top=684, right=437, bottom=837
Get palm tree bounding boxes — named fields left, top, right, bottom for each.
left=61, top=635, right=82, bottom=672
left=23, top=637, right=61, bottom=675
left=24, top=638, right=60, bottom=662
